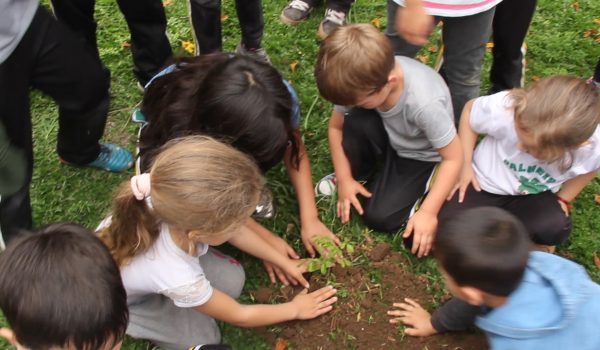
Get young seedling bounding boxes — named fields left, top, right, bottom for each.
left=307, top=236, right=354, bottom=275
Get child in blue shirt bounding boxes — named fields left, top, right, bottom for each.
left=388, top=207, right=600, bottom=350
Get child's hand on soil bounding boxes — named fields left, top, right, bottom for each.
left=388, top=298, right=437, bottom=337
left=448, top=164, right=480, bottom=203
left=262, top=235, right=301, bottom=285
left=403, top=210, right=437, bottom=257
left=301, top=219, right=341, bottom=258
left=279, top=258, right=310, bottom=288
left=337, top=178, right=372, bottom=224
left=292, top=286, right=338, bottom=319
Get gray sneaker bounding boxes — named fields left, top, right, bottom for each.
left=235, top=43, right=271, bottom=65
left=318, top=8, right=346, bottom=40
left=281, top=0, right=313, bottom=25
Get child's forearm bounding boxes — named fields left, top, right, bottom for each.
left=246, top=218, right=279, bottom=242
left=557, top=171, right=597, bottom=202
left=329, top=111, right=353, bottom=182
left=284, top=132, right=320, bottom=223
left=229, top=224, right=291, bottom=267
left=196, top=289, right=299, bottom=327
left=419, top=137, right=463, bottom=215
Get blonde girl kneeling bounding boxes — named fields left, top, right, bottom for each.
left=98, top=136, right=337, bottom=350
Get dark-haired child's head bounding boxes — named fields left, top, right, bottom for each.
left=140, top=53, right=299, bottom=172
left=434, top=207, right=530, bottom=305
left=0, top=223, right=128, bottom=350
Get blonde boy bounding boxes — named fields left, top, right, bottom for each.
left=314, top=24, right=462, bottom=257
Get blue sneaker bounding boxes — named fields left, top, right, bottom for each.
left=87, top=143, right=133, bottom=172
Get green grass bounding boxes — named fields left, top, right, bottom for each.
left=3, top=0, right=600, bottom=349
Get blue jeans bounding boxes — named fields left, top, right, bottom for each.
left=385, top=0, right=495, bottom=122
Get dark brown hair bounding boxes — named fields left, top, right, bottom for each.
left=435, top=207, right=530, bottom=297
left=139, top=53, right=300, bottom=172
left=0, top=223, right=128, bottom=350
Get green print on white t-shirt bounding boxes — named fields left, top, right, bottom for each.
left=503, top=160, right=556, bottom=194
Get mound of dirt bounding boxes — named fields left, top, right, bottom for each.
left=255, top=245, right=487, bottom=349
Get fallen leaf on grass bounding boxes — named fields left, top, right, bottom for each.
left=594, top=18, right=600, bottom=26
left=594, top=253, right=600, bottom=269
left=416, top=55, right=429, bottom=64
left=162, top=0, right=172, bottom=6
left=583, top=29, right=598, bottom=38
left=121, top=41, right=131, bottom=49
left=594, top=194, right=600, bottom=204
left=571, top=1, right=580, bottom=11
left=274, top=338, right=288, bottom=350
left=221, top=15, right=229, bottom=22
left=427, top=45, right=439, bottom=53
left=181, top=40, right=195, bottom=55
left=371, top=17, right=382, bottom=29
left=531, top=76, right=541, bottom=82
left=289, top=60, right=299, bottom=73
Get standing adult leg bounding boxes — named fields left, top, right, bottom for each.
left=189, top=0, right=223, bottom=54
left=235, top=0, right=264, bottom=50
left=49, top=0, right=100, bottom=60
left=440, top=8, right=495, bottom=122
left=0, top=6, right=110, bottom=241
left=489, top=0, right=537, bottom=93
left=0, top=30, right=36, bottom=243
left=116, top=0, right=173, bottom=85
left=30, top=7, right=110, bottom=166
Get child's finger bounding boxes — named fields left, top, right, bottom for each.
left=286, top=245, right=300, bottom=259
left=472, top=177, right=481, bottom=192
left=458, top=183, right=469, bottom=203
left=275, top=268, right=290, bottom=286
left=403, top=327, right=420, bottom=336
left=447, top=184, right=458, bottom=201
left=342, top=199, right=352, bottom=223
left=296, top=273, right=310, bottom=289
left=402, top=220, right=414, bottom=239
left=265, top=264, right=276, bottom=284
left=314, top=286, right=337, bottom=300
left=303, top=238, right=316, bottom=258
left=351, top=196, right=364, bottom=215
left=313, top=305, right=334, bottom=317
left=404, top=298, right=421, bottom=308
left=318, top=296, right=338, bottom=310
left=358, top=185, right=372, bottom=198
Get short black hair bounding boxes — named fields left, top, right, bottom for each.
left=0, top=223, right=128, bottom=349
left=434, top=207, right=530, bottom=297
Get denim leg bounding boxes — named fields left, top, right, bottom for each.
left=440, top=7, right=495, bottom=122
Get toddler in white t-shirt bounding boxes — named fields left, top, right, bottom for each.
left=441, top=75, right=600, bottom=249
left=97, top=136, right=337, bottom=350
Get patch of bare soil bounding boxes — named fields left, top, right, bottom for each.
left=253, top=244, right=487, bottom=350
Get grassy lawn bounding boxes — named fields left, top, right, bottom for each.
left=2, top=0, right=599, bottom=349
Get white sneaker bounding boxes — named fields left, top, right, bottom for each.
left=315, top=173, right=337, bottom=196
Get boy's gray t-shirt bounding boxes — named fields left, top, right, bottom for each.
left=335, top=56, right=456, bottom=162
left=0, top=0, right=38, bottom=64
